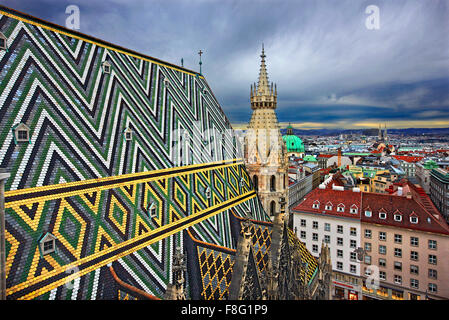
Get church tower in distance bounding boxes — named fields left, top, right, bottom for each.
left=244, top=45, right=288, bottom=220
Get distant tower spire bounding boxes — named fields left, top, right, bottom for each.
left=257, top=43, right=270, bottom=96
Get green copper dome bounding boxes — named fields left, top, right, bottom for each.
left=303, top=155, right=317, bottom=162
left=282, top=134, right=305, bottom=153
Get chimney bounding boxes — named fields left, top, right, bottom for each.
left=406, top=192, right=412, bottom=199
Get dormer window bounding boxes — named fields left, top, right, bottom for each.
left=410, top=216, right=419, bottom=224
left=350, top=205, right=358, bottom=214
left=0, top=32, right=7, bottom=50
left=312, top=201, right=320, bottom=209
left=39, top=233, right=57, bottom=256
left=365, top=210, right=372, bottom=217
left=337, top=204, right=345, bottom=212
left=325, top=202, right=333, bottom=211
left=102, top=61, right=111, bottom=74
left=379, top=211, right=387, bottom=220
left=124, top=128, right=132, bottom=141
left=394, top=210, right=402, bottom=222
left=147, top=202, right=157, bottom=218
left=12, top=123, right=31, bottom=144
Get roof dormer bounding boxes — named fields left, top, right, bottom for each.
left=337, top=203, right=345, bottom=212
left=325, top=201, right=333, bottom=211
left=379, top=208, right=387, bottom=220
left=393, top=210, right=402, bottom=222
left=350, top=204, right=358, bottom=214
left=312, top=200, right=320, bottom=209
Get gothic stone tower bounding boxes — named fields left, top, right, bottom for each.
left=244, top=45, right=288, bottom=219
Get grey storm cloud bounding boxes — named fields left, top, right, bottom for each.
left=1, top=0, right=448, bottom=127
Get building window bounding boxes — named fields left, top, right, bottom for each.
left=0, top=32, right=7, bottom=50
left=379, top=258, right=386, bottom=268
left=13, top=123, right=31, bottom=144
left=394, top=234, right=402, bottom=244
left=253, top=175, right=259, bottom=191
left=394, top=275, right=402, bottom=285
left=337, top=249, right=343, bottom=258
left=300, top=219, right=306, bottom=227
left=350, top=205, right=358, bottom=214
left=379, top=212, right=387, bottom=219
left=394, top=214, right=402, bottom=222
left=148, top=202, right=157, bottom=218
left=350, top=252, right=357, bottom=261
left=312, top=233, right=318, bottom=241
left=410, top=237, right=419, bottom=247
left=270, top=175, right=276, bottom=192
left=428, top=269, right=437, bottom=280
left=350, top=265, right=356, bottom=274
left=428, top=283, right=437, bottom=293
left=324, top=235, right=330, bottom=243
left=379, top=271, right=386, bottom=281
left=312, top=201, right=319, bottom=209
left=324, top=223, right=330, bottom=232
left=379, top=232, right=386, bottom=241
left=325, top=202, right=333, bottom=211
left=410, top=251, right=419, bottom=261
left=364, top=229, right=372, bottom=238
left=337, top=225, right=343, bottom=234
left=410, top=279, right=419, bottom=289
left=364, top=255, right=371, bottom=264
left=300, top=231, right=306, bottom=239
left=394, top=262, right=402, bottom=271
left=337, top=204, right=345, bottom=212
left=428, top=255, right=437, bottom=265
left=312, top=221, right=318, bottom=229
left=410, top=216, right=418, bottom=224
left=410, top=265, right=419, bottom=275
left=270, top=200, right=276, bottom=216
left=39, top=233, right=57, bottom=256
left=394, top=248, right=402, bottom=258
left=364, top=242, right=371, bottom=252
left=205, top=187, right=211, bottom=199
left=350, top=239, right=357, bottom=249
left=102, top=61, right=111, bottom=74
left=364, top=210, right=372, bottom=217
left=336, top=261, right=343, bottom=270
left=337, top=237, right=343, bottom=246
left=428, top=240, right=437, bottom=250
left=379, top=245, right=386, bottom=255
left=350, top=227, right=357, bottom=236
left=312, top=244, right=318, bottom=253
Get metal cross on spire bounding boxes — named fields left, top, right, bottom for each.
left=198, top=50, right=203, bottom=74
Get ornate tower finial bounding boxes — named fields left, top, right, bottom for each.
left=257, top=44, right=270, bottom=96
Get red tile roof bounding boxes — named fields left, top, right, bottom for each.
left=293, top=188, right=361, bottom=219
left=392, top=155, right=424, bottom=163
left=292, top=185, right=449, bottom=235
left=360, top=192, right=449, bottom=234
left=317, top=154, right=334, bottom=158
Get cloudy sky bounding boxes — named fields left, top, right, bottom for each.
left=1, top=0, right=448, bottom=129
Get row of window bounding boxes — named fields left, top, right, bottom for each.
left=303, top=231, right=358, bottom=248
left=300, top=219, right=358, bottom=236
left=364, top=230, right=438, bottom=249
left=364, top=210, right=419, bottom=223
left=312, top=201, right=358, bottom=214
left=365, top=269, right=438, bottom=293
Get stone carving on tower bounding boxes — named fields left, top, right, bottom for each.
left=244, top=45, right=289, bottom=220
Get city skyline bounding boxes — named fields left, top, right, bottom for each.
left=1, top=0, right=448, bottom=129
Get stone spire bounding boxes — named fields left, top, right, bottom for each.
left=257, top=44, right=270, bottom=96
